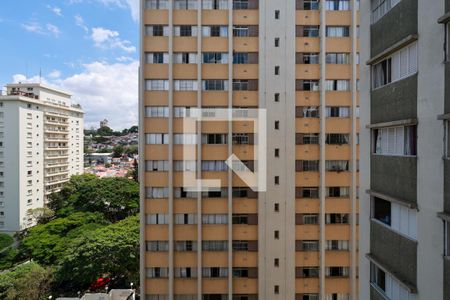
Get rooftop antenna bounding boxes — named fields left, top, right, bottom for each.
left=39, top=68, right=42, bottom=84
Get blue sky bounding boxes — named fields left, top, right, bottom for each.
left=0, top=0, right=139, bottom=130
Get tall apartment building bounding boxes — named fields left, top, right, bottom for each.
left=360, top=0, right=450, bottom=299
left=140, top=0, right=360, bottom=299
left=0, top=83, right=84, bottom=232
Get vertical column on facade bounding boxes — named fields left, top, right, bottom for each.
left=168, top=1, right=174, bottom=299
left=350, top=0, right=358, bottom=299
left=196, top=2, right=203, bottom=299
left=257, top=0, right=267, bottom=298
left=319, top=1, right=327, bottom=298
left=138, top=0, right=146, bottom=296
left=227, top=1, right=233, bottom=299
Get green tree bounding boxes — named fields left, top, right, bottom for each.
left=21, top=212, right=108, bottom=265
left=0, top=262, right=53, bottom=300
left=27, top=208, right=55, bottom=225
left=96, top=126, right=113, bottom=136
left=112, top=145, right=124, bottom=158
left=56, top=215, right=139, bottom=292
left=128, top=125, right=138, bottom=133
left=0, top=233, right=13, bottom=250
left=125, top=145, right=138, bottom=156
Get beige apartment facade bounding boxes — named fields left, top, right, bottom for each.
left=139, top=0, right=359, bottom=299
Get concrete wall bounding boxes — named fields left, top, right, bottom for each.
left=370, top=286, right=386, bottom=300
left=445, top=64, right=450, bottom=114
left=370, top=155, right=417, bottom=204
left=370, top=0, right=418, bottom=57
left=370, top=220, right=417, bottom=286
left=444, top=258, right=450, bottom=300
left=445, top=160, right=450, bottom=213
left=371, top=75, right=417, bottom=124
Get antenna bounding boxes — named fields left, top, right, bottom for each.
left=39, top=68, right=42, bottom=84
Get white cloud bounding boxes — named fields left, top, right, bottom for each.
left=91, top=27, right=136, bottom=53
left=69, top=0, right=138, bottom=22
left=46, top=23, right=61, bottom=37
left=116, top=56, right=134, bottom=62
left=74, top=14, right=88, bottom=32
left=11, top=61, right=138, bottom=130
left=22, top=22, right=46, bottom=35
left=47, top=5, right=63, bottom=16
left=48, top=70, right=61, bottom=79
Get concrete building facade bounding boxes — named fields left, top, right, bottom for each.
left=139, top=0, right=360, bottom=299
left=360, top=0, right=450, bottom=299
left=0, top=83, right=84, bottom=232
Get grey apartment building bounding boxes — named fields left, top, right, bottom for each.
left=360, top=0, right=450, bottom=299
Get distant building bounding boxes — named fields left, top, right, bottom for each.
left=0, top=83, right=84, bottom=232
left=56, top=289, right=135, bottom=300
left=86, top=153, right=113, bottom=165
left=100, top=119, right=109, bottom=128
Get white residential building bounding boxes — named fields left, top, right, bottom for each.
left=0, top=83, right=84, bottom=232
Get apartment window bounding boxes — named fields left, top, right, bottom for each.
left=202, top=26, right=228, bottom=37
left=174, top=25, right=198, bottom=37
left=327, top=187, right=350, bottom=198
left=145, top=133, right=169, bottom=144
left=371, top=263, right=387, bottom=293
left=296, top=187, right=319, bottom=198
left=202, top=214, right=228, bottom=224
left=274, top=176, right=280, bottom=185
left=203, top=52, right=228, bottom=64
left=146, top=187, right=169, bottom=198
left=174, top=214, right=197, bottom=225
left=145, top=107, right=169, bottom=117
left=274, top=203, right=280, bottom=212
left=233, top=0, right=258, bottom=10
left=325, top=160, right=349, bottom=172
left=296, top=267, right=320, bottom=278
left=326, top=26, right=350, bottom=37
left=326, top=133, right=349, bottom=145
left=296, top=214, right=319, bottom=225
left=176, top=241, right=198, bottom=251
left=174, top=0, right=198, bottom=9
left=326, top=267, right=349, bottom=278
left=202, top=80, right=228, bottom=91
left=373, top=125, right=417, bottom=156
left=297, top=52, right=320, bottom=64
left=203, top=0, right=228, bottom=9
left=326, top=106, right=350, bottom=117
left=146, top=214, right=169, bottom=224
left=297, top=0, right=320, bottom=10
left=174, top=80, right=198, bottom=91
left=296, top=240, right=319, bottom=251
left=232, top=133, right=253, bottom=144
left=174, top=160, right=196, bottom=171
left=146, top=267, right=169, bottom=278
left=145, top=25, right=169, bottom=36
left=296, top=133, right=319, bottom=145
left=202, top=240, right=228, bottom=251
left=146, top=241, right=169, bottom=251
left=202, top=188, right=228, bottom=198
left=445, top=221, right=450, bottom=256
left=296, top=106, right=319, bottom=118
left=202, top=134, right=228, bottom=144
left=274, top=93, right=280, bottom=102
left=274, top=230, right=279, bottom=239
left=447, top=120, right=450, bottom=158
left=275, top=10, right=280, bottom=19
left=371, top=0, right=400, bottom=24
left=274, top=258, right=279, bottom=267
left=326, top=53, right=350, bottom=64
left=297, top=26, right=319, bottom=37
left=274, top=286, right=280, bottom=294
left=274, top=121, right=279, bottom=130
left=173, top=107, right=191, bottom=118
left=325, top=80, right=350, bottom=91
left=326, top=240, right=349, bottom=251
left=446, top=23, right=450, bottom=62
left=145, top=80, right=169, bottom=91
left=274, top=148, right=280, bottom=157
left=174, top=134, right=197, bottom=144
left=274, top=66, right=280, bottom=75
left=326, top=0, right=350, bottom=11
left=372, top=197, right=417, bottom=239
left=233, top=80, right=258, bottom=91
left=296, top=80, right=320, bottom=91
left=326, top=214, right=349, bottom=224
left=372, top=42, right=418, bottom=89
left=175, top=267, right=197, bottom=278
left=202, top=267, right=228, bottom=278
left=296, top=160, right=319, bottom=172
left=233, top=26, right=248, bottom=37
left=145, top=0, right=169, bottom=9
left=145, top=52, right=169, bottom=64
left=173, top=52, right=197, bottom=64
left=275, top=38, right=280, bottom=47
